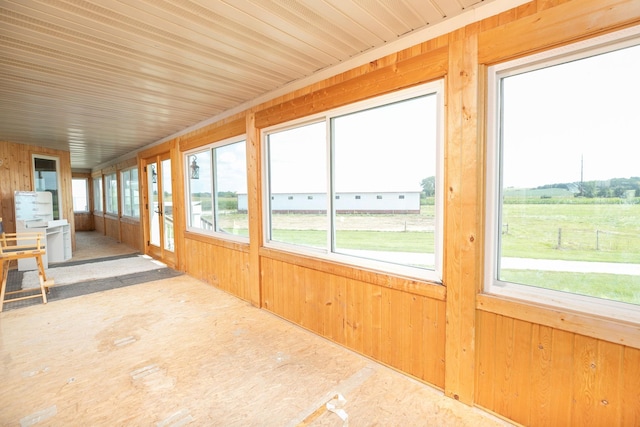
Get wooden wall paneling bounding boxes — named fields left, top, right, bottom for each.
left=511, top=319, right=533, bottom=425
left=571, top=334, right=599, bottom=425
left=528, top=324, right=553, bottom=426
left=330, top=274, right=347, bottom=346
left=93, top=213, right=105, bottom=234
left=622, top=346, right=640, bottom=425
left=424, top=298, right=446, bottom=387
left=410, top=295, right=424, bottom=380
left=443, top=23, right=481, bottom=405
left=493, top=315, right=515, bottom=419
left=179, top=117, right=246, bottom=152
left=387, top=288, right=409, bottom=372
left=546, top=329, right=574, bottom=425
left=475, top=311, right=497, bottom=409
left=255, top=46, right=448, bottom=129
left=104, top=216, right=119, bottom=241
left=120, top=220, right=142, bottom=252
left=370, top=284, right=383, bottom=362
left=477, top=294, right=640, bottom=349
left=593, top=340, right=623, bottom=425
left=478, top=0, right=640, bottom=65
left=345, top=278, right=364, bottom=354
left=261, top=257, right=272, bottom=311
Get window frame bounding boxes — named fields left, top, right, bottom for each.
left=104, top=172, right=118, bottom=216
left=120, top=167, right=140, bottom=219
left=184, top=135, right=249, bottom=243
left=71, top=177, right=89, bottom=213
left=93, top=176, right=103, bottom=213
left=262, top=82, right=444, bottom=283
left=485, top=25, right=640, bottom=323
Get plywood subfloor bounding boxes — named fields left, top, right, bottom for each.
left=0, top=275, right=512, bottom=426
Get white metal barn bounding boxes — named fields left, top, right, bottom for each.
left=238, top=192, right=421, bottom=214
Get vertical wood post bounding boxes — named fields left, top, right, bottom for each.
left=246, top=112, right=263, bottom=307
left=444, top=24, right=482, bottom=405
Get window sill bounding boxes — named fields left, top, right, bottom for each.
left=260, top=246, right=445, bottom=301
left=477, top=292, right=640, bottom=349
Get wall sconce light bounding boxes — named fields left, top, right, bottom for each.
left=190, top=156, right=200, bottom=180
left=151, top=164, right=157, bottom=184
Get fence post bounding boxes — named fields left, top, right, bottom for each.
left=557, top=227, right=562, bottom=249
left=596, top=229, right=600, bottom=251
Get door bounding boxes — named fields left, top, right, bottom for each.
left=142, top=153, right=175, bottom=266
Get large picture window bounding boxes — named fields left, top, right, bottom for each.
left=264, top=82, right=443, bottom=281
left=121, top=167, right=139, bottom=218
left=185, top=138, right=248, bottom=240
left=486, top=27, right=640, bottom=317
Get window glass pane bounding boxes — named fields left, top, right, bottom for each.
left=187, top=150, right=213, bottom=230
left=162, top=159, right=174, bottom=251
left=214, top=141, right=248, bottom=236
left=105, top=173, right=118, bottom=215
left=122, top=170, right=132, bottom=216
left=332, top=95, right=437, bottom=269
left=131, top=168, right=139, bottom=218
left=267, top=122, right=327, bottom=248
left=93, top=177, right=103, bottom=212
left=497, top=43, right=640, bottom=305
left=120, top=168, right=140, bottom=218
left=72, top=178, right=89, bottom=212
left=33, top=156, right=61, bottom=220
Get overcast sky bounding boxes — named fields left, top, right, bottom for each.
left=501, top=42, right=640, bottom=189
left=268, top=93, right=437, bottom=194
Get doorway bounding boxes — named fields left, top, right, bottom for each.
left=142, top=153, right=175, bottom=267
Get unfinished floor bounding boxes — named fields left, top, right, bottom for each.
left=0, top=232, right=512, bottom=426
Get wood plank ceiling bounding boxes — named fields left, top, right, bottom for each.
left=1, top=0, right=496, bottom=170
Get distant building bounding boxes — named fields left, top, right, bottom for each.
left=237, top=192, right=421, bottom=214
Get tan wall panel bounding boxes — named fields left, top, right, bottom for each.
left=179, top=117, right=246, bottom=152
left=93, top=213, right=105, bottom=234
left=261, top=256, right=446, bottom=388
left=476, top=311, right=638, bottom=426
left=120, top=220, right=142, bottom=252
left=255, top=45, right=448, bottom=129
left=73, top=213, right=94, bottom=231
left=479, top=0, right=640, bottom=65
left=104, top=216, right=120, bottom=241
left=183, top=236, right=250, bottom=302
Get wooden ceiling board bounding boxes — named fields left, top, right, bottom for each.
left=0, top=0, right=504, bottom=169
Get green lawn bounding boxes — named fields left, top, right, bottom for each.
left=501, top=270, right=640, bottom=305
left=270, top=229, right=435, bottom=253
left=501, top=203, right=640, bottom=263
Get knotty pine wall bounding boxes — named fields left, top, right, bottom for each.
left=96, top=1, right=640, bottom=425
left=0, top=141, right=75, bottom=249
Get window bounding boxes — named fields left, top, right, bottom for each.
left=185, top=138, right=248, bottom=239
left=72, top=178, right=89, bottom=212
left=33, top=155, right=61, bottom=220
left=105, top=173, right=118, bottom=215
left=93, top=177, right=103, bottom=212
left=486, top=27, right=640, bottom=317
left=265, top=82, right=443, bottom=281
left=121, top=168, right=139, bottom=218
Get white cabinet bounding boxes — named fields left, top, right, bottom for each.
left=14, top=191, right=72, bottom=271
